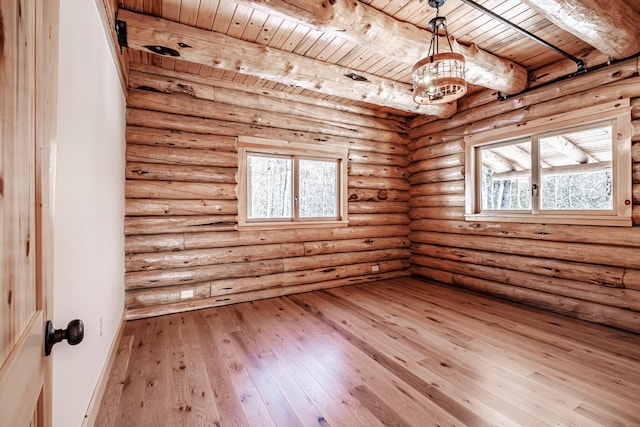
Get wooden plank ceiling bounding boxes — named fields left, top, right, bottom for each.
left=117, top=0, right=640, bottom=116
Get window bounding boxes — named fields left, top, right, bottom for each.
left=238, top=136, right=348, bottom=229
left=465, top=100, right=632, bottom=226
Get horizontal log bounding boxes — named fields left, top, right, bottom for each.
left=411, top=243, right=625, bottom=288
left=409, top=219, right=640, bottom=248
left=126, top=162, right=236, bottom=183
left=409, top=207, right=465, bottom=220
left=634, top=120, right=640, bottom=141
left=126, top=282, right=211, bottom=309
left=634, top=184, right=640, bottom=204
left=349, top=164, right=408, bottom=179
left=125, top=270, right=410, bottom=320
left=635, top=206, right=640, bottom=225
left=211, top=260, right=409, bottom=297
left=631, top=98, right=640, bottom=119
left=409, top=266, right=454, bottom=285
left=349, top=150, right=408, bottom=167
left=126, top=233, right=185, bottom=253
left=236, top=0, right=527, bottom=95
left=128, top=88, right=405, bottom=143
left=408, top=166, right=465, bottom=185
left=284, top=249, right=410, bottom=272
left=126, top=242, right=305, bottom=272
left=409, top=194, right=466, bottom=207
left=303, top=236, right=410, bottom=256
left=127, top=143, right=237, bottom=168
left=127, top=108, right=409, bottom=156
left=408, top=181, right=465, bottom=197
left=633, top=163, right=640, bottom=184
left=349, top=176, right=411, bottom=190
left=528, top=49, right=610, bottom=88
left=126, top=225, right=410, bottom=254
left=124, top=216, right=237, bottom=235
left=126, top=199, right=237, bottom=216
left=623, top=269, right=640, bottom=291
left=349, top=201, right=410, bottom=214
left=119, top=9, right=444, bottom=115
left=455, top=88, right=497, bottom=114
left=125, top=258, right=284, bottom=290
left=409, top=59, right=640, bottom=135
left=126, top=238, right=409, bottom=273
left=126, top=126, right=237, bottom=151
left=130, top=62, right=400, bottom=120
left=429, top=80, right=640, bottom=142
left=129, top=70, right=407, bottom=133
left=407, top=139, right=465, bottom=161
left=184, top=225, right=409, bottom=250
left=407, top=154, right=465, bottom=174
left=410, top=254, right=640, bottom=310
left=347, top=214, right=410, bottom=226
left=125, top=181, right=237, bottom=200
left=409, top=231, right=640, bottom=269
left=348, top=189, right=409, bottom=202
left=633, top=142, right=640, bottom=162
left=520, top=0, right=640, bottom=59
left=411, top=268, right=640, bottom=334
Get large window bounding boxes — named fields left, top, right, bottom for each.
left=238, top=137, right=348, bottom=229
left=465, top=100, right=632, bottom=226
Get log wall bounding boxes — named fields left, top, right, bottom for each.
left=408, top=57, right=640, bottom=333
left=123, top=64, right=412, bottom=319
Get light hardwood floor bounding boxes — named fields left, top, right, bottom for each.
left=95, top=277, right=640, bottom=426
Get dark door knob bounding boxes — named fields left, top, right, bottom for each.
left=44, top=319, right=84, bottom=356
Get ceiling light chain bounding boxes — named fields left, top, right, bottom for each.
left=412, top=0, right=467, bottom=105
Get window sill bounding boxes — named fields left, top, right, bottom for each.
left=464, top=213, right=632, bottom=227
left=237, top=220, right=349, bottom=231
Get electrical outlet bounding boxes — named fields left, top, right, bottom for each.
left=372, top=265, right=380, bottom=273
left=181, top=289, right=194, bottom=299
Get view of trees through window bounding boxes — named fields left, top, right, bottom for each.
left=540, top=171, right=612, bottom=210
left=481, top=167, right=612, bottom=210
left=299, top=159, right=337, bottom=217
left=479, top=122, right=613, bottom=212
left=480, top=168, right=531, bottom=210
left=247, top=154, right=337, bottom=220
left=248, top=155, right=292, bottom=219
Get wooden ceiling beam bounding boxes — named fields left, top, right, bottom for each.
left=481, top=150, right=516, bottom=173
left=118, top=9, right=455, bottom=117
left=493, top=161, right=612, bottom=180
left=520, top=0, right=640, bottom=59
left=237, top=0, right=529, bottom=95
left=543, top=135, right=598, bottom=164
left=495, top=144, right=534, bottom=170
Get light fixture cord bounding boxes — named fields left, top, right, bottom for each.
left=434, top=6, right=440, bottom=59
left=444, top=18, right=454, bottom=53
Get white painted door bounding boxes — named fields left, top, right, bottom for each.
left=0, top=0, right=58, bottom=425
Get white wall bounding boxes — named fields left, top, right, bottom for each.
left=54, top=1, right=126, bottom=426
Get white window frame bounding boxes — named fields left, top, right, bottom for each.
left=237, top=136, right=349, bottom=230
left=464, top=100, right=632, bottom=227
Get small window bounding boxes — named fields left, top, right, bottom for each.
left=238, top=137, right=348, bottom=229
left=465, top=100, right=632, bottom=226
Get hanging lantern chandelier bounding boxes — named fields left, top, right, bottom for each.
left=412, top=0, right=467, bottom=104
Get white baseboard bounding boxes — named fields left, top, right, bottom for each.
left=81, top=310, right=126, bottom=427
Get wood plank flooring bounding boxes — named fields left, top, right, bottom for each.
left=95, top=277, right=640, bottom=426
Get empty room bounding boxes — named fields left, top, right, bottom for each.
left=2, top=0, right=640, bottom=426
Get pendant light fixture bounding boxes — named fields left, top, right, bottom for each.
left=412, top=0, right=467, bottom=104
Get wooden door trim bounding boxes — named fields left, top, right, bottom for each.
left=35, top=0, right=60, bottom=424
